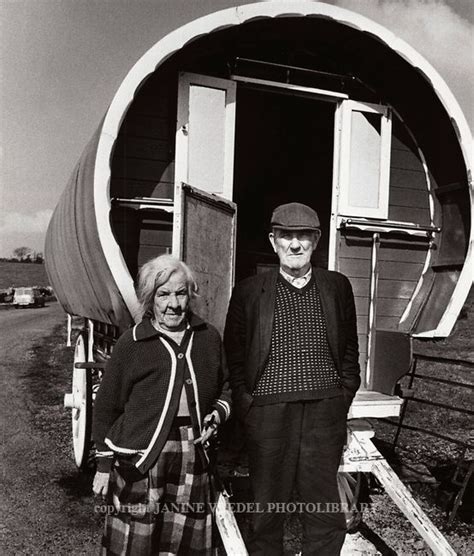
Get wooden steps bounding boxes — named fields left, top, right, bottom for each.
left=349, top=390, right=404, bottom=419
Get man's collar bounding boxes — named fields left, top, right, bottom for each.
left=133, top=312, right=205, bottom=341
left=279, top=266, right=312, bottom=286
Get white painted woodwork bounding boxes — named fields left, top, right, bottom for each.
left=365, top=234, right=380, bottom=387
left=230, top=74, right=348, bottom=101
left=328, top=102, right=344, bottom=271
left=341, top=420, right=456, bottom=555
left=176, top=72, right=236, bottom=200
left=347, top=390, right=403, bottom=419
left=215, top=491, right=248, bottom=555
left=338, top=217, right=439, bottom=237
left=371, top=461, right=456, bottom=555
left=87, top=319, right=94, bottom=362
left=338, top=101, right=392, bottom=220
left=68, top=334, right=91, bottom=468
left=67, top=313, right=72, bottom=347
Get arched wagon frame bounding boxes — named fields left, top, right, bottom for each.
left=45, top=2, right=472, bottom=552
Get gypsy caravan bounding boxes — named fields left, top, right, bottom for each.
left=45, top=2, right=472, bottom=553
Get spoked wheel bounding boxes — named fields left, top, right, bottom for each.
left=338, top=472, right=364, bottom=532
left=64, top=334, right=92, bottom=469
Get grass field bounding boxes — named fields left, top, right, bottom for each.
left=0, top=261, right=50, bottom=289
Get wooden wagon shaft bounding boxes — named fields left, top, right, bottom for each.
left=214, top=491, right=248, bottom=556
left=341, top=420, right=456, bottom=556
left=371, top=459, right=456, bottom=556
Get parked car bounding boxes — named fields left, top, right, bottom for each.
left=13, top=287, right=45, bottom=308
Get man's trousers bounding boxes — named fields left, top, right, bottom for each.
left=245, top=397, right=348, bottom=555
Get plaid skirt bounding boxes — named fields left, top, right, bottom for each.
left=102, top=421, right=214, bottom=555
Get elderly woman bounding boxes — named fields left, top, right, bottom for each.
left=92, top=255, right=231, bottom=555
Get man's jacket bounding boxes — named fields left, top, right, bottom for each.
left=224, top=267, right=361, bottom=419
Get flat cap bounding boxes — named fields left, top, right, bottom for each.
left=270, top=202, right=320, bottom=230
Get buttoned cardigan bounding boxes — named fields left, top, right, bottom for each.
left=92, top=314, right=231, bottom=474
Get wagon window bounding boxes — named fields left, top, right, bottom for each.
left=337, top=101, right=391, bottom=219
left=188, top=86, right=226, bottom=192
left=176, top=72, right=236, bottom=201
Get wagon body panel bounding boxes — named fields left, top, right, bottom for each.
left=45, top=1, right=472, bottom=345
left=45, top=128, right=134, bottom=332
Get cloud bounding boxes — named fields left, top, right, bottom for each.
left=334, top=0, right=473, bottom=128
left=0, top=209, right=53, bottom=256
left=0, top=209, right=53, bottom=235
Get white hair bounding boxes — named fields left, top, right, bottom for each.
left=136, top=254, right=198, bottom=319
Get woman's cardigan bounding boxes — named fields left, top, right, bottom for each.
left=92, top=314, right=231, bottom=474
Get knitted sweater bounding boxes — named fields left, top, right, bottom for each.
left=253, top=276, right=341, bottom=404
left=92, top=314, right=231, bottom=473
left=224, top=267, right=361, bottom=422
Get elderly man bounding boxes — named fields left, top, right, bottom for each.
left=224, top=202, right=360, bottom=555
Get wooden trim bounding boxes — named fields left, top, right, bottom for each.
left=67, top=314, right=72, bottom=347
left=87, top=319, right=94, bottom=362
left=175, top=72, right=236, bottom=201
left=181, top=183, right=237, bottom=213
left=172, top=182, right=185, bottom=258
left=112, top=197, right=173, bottom=212
left=338, top=217, right=440, bottom=236
left=234, top=56, right=351, bottom=82
left=329, top=101, right=344, bottom=271
left=230, top=74, right=348, bottom=101
left=347, top=392, right=403, bottom=419
left=371, top=458, right=456, bottom=555
left=365, top=233, right=380, bottom=388
left=342, top=421, right=456, bottom=554
left=337, top=100, right=392, bottom=220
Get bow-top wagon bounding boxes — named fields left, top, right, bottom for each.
left=45, top=2, right=472, bottom=552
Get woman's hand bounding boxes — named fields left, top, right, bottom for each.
left=93, top=471, right=110, bottom=497
left=93, top=470, right=121, bottom=512
left=194, top=410, right=220, bottom=446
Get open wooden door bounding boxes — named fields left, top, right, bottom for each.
left=173, top=183, right=236, bottom=335
left=175, top=72, right=236, bottom=200
left=173, top=72, right=237, bottom=333
left=336, top=100, right=392, bottom=221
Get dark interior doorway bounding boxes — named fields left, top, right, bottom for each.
left=232, top=87, right=335, bottom=281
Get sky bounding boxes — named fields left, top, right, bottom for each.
left=0, top=0, right=472, bottom=258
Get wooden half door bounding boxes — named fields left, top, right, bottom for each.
left=336, top=100, right=392, bottom=220
left=173, top=183, right=237, bottom=335
left=175, top=72, right=236, bottom=201
left=331, top=100, right=392, bottom=389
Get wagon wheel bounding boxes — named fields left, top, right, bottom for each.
left=338, top=472, right=364, bottom=532
left=63, top=334, right=92, bottom=469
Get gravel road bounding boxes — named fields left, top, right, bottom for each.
left=0, top=303, right=102, bottom=554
